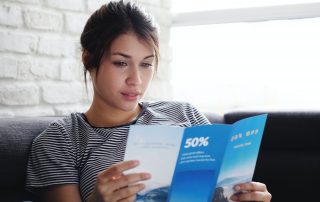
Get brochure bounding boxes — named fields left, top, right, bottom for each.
left=123, top=114, right=267, bottom=202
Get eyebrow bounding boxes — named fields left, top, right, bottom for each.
left=112, top=52, right=155, bottom=59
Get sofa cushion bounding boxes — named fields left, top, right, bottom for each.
left=0, top=116, right=62, bottom=201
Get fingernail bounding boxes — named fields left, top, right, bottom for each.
left=234, top=185, right=241, bottom=191
left=144, top=173, right=151, bottom=179
left=132, top=160, right=139, bottom=166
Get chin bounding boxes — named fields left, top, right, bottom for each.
left=120, top=102, right=140, bottom=112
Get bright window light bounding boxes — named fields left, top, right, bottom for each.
left=170, top=18, right=320, bottom=114
left=171, top=0, right=320, bottom=13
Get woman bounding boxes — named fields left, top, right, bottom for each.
left=26, top=1, right=272, bottom=202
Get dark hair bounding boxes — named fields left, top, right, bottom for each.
left=80, top=0, right=159, bottom=85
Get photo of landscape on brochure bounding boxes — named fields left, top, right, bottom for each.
left=123, top=114, right=267, bottom=202
left=212, top=122, right=263, bottom=202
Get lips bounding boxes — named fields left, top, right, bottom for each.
left=121, top=91, right=141, bottom=101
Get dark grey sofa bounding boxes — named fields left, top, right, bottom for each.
left=1, top=112, right=320, bottom=202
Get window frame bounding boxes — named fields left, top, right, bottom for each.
left=172, top=3, right=320, bottom=26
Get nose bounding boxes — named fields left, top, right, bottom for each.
left=126, top=66, right=142, bottom=86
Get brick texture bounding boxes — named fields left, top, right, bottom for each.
left=0, top=32, right=37, bottom=54
left=0, top=4, right=23, bottom=27
left=24, top=9, right=63, bottom=31
left=0, top=83, right=39, bottom=105
left=0, top=0, right=173, bottom=117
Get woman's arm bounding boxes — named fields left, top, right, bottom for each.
left=40, top=184, right=82, bottom=202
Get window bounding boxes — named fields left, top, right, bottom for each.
left=170, top=2, right=320, bottom=113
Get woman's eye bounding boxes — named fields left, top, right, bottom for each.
left=141, top=63, right=153, bottom=68
left=113, top=61, right=127, bottom=67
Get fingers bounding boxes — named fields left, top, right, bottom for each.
left=109, top=172, right=151, bottom=191
left=234, top=181, right=267, bottom=192
left=230, top=191, right=272, bottom=202
left=98, top=160, right=140, bottom=181
left=230, top=182, right=272, bottom=202
left=114, top=183, right=145, bottom=201
left=90, top=160, right=151, bottom=202
left=118, top=194, right=137, bottom=202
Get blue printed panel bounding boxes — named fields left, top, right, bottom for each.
left=168, top=125, right=232, bottom=202
left=168, top=170, right=216, bottom=201
left=213, top=114, right=267, bottom=202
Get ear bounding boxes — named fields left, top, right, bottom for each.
left=82, top=49, right=89, bottom=67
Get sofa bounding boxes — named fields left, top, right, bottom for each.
left=1, top=111, right=320, bottom=202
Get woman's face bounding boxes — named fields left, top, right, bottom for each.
left=90, top=32, right=155, bottom=113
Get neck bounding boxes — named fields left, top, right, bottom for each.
left=85, top=103, right=141, bottom=128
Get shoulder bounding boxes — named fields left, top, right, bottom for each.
left=28, top=113, right=90, bottom=168
left=141, top=101, right=210, bottom=126
left=52, top=112, right=86, bottom=130
left=26, top=114, right=83, bottom=192
left=143, top=100, right=194, bottom=111
left=32, top=112, right=89, bottom=147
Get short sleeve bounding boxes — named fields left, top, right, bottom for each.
left=184, top=102, right=211, bottom=126
left=25, top=122, right=78, bottom=192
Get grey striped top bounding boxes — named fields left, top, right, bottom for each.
left=26, top=101, right=210, bottom=201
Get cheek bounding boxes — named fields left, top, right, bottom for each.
left=101, top=76, right=122, bottom=91
left=148, top=68, right=155, bottom=79
left=143, top=71, right=154, bottom=85
left=95, top=71, right=118, bottom=90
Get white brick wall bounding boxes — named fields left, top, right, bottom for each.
left=0, top=32, right=37, bottom=53
left=0, top=0, right=173, bottom=117
left=0, top=83, right=39, bottom=105
left=0, top=57, right=18, bottom=79
left=46, top=0, right=85, bottom=11
left=0, top=4, right=23, bottom=27
left=24, top=9, right=63, bottom=31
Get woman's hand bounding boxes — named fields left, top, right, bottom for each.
left=230, top=181, right=272, bottom=202
left=88, top=160, right=150, bottom=202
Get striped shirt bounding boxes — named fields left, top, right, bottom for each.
left=26, top=101, right=210, bottom=201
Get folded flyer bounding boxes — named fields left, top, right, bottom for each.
left=123, top=114, right=267, bottom=202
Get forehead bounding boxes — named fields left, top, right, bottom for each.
left=109, top=32, right=154, bottom=54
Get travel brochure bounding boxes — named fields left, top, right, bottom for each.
left=124, top=114, right=267, bottom=202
